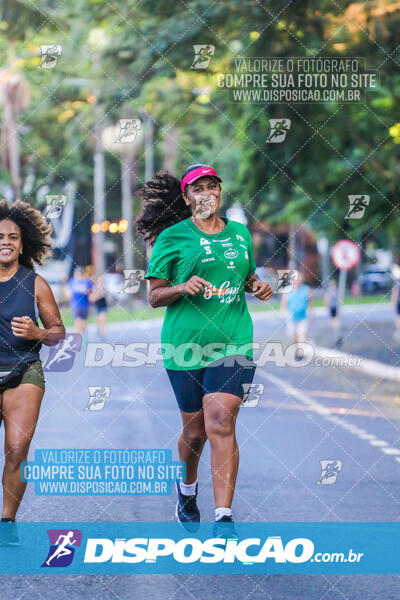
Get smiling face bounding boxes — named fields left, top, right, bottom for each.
left=183, top=176, right=221, bottom=219
left=0, top=219, right=22, bottom=266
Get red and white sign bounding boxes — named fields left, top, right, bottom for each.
left=331, top=240, right=360, bottom=270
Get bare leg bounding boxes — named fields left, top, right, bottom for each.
left=203, top=392, right=242, bottom=508
left=96, top=312, right=107, bottom=337
left=73, top=317, right=87, bottom=335
left=2, top=383, right=43, bottom=519
left=178, top=409, right=207, bottom=484
left=331, top=316, right=339, bottom=331
left=0, top=391, right=3, bottom=429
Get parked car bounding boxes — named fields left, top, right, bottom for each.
left=358, top=266, right=392, bottom=294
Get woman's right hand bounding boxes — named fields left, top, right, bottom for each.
left=177, top=276, right=212, bottom=296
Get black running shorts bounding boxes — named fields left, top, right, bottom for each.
left=166, top=354, right=256, bottom=413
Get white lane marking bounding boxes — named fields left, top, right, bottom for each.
left=343, top=424, right=360, bottom=431
left=369, top=440, right=388, bottom=447
left=258, top=370, right=400, bottom=462
left=382, top=448, right=400, bottom=455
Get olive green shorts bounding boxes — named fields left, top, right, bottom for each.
left=0, top=360, right=45, bottom=392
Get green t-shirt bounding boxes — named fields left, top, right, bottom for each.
left=145, top=217, right=256, bottom=370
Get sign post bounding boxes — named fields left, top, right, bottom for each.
left=331, top=240, right=361, bottom=346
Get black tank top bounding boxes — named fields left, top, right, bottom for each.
left=0, top=265, right=42, bottom=365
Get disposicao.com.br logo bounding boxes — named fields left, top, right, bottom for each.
left=83, top=535, right=363, bottom=565
left=42, top=529, right=82, bottom=567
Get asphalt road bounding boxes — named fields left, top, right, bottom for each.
left=1, top=307, right=400, bottom=599
left=307, top=302, right=400, bottom=366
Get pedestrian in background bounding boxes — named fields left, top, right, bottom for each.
left=324, top=279, right=342, bottom=347
left=391, top=277, right=400, bottom=341
left=89, top=274, right=109, bottom=340
left=66, top=267, right=92, bottom=339
left=281, top=272, right=313, bottom=360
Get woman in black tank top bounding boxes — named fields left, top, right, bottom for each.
left=0, top=200, right=65, bottom=539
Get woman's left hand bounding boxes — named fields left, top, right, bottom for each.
left=252, top=280, right=274, bottom=301
left=11, top=316, right=42, bottom=340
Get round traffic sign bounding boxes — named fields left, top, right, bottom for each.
left=331, top=240, right=360, bottom=270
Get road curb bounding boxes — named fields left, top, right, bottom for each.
left=314, top=345, right=400, bottom=383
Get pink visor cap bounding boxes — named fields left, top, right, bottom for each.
left=181, top=166, right=222, bottom=193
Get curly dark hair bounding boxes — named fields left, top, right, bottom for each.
left=0, top=200, right=52, bottom=270
left=135, top=170, right=191, bottom=246
left=136, top=166, right=221, bottom=245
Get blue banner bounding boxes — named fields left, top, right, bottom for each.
left=0, top=522, right=398, bottom=574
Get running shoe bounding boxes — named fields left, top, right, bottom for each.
left=212, top=516, right=238, bottom=540
left=0, top=521, right=19, bottom=547
left=175, top=481, right=200, bottom=531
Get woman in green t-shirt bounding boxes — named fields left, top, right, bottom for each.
left=137, top=164, right=273, bottom=537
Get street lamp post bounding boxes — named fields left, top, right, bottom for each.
left=93, top=111, right=106, bottom=276
left=101, top=122, right=144, bottom=273
left=89, top=28, right=110, bottom=277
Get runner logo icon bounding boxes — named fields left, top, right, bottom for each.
left=39, top=45, right=63, bottom=68
left=276, top=270, right=299, bottom=293
left=345, top=195, right=370, bottom=219
left=190, top=45, right=215, bottom=69
left=85, top=386, right=110, bottom=411
left=317, top=460, right=343, bottom=485
left=241, top=383, right=264, bottom=407
left=42, top=529, right=82, bottom=568
left=120, top=270, right=145, bottom=294
left=42, top=333, right=82, bottom=372
left=43, top=195, right=67, bottom=219
left=266, top=119, right=291, bottom=143
left=115, top=119, right=142, bottom=143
